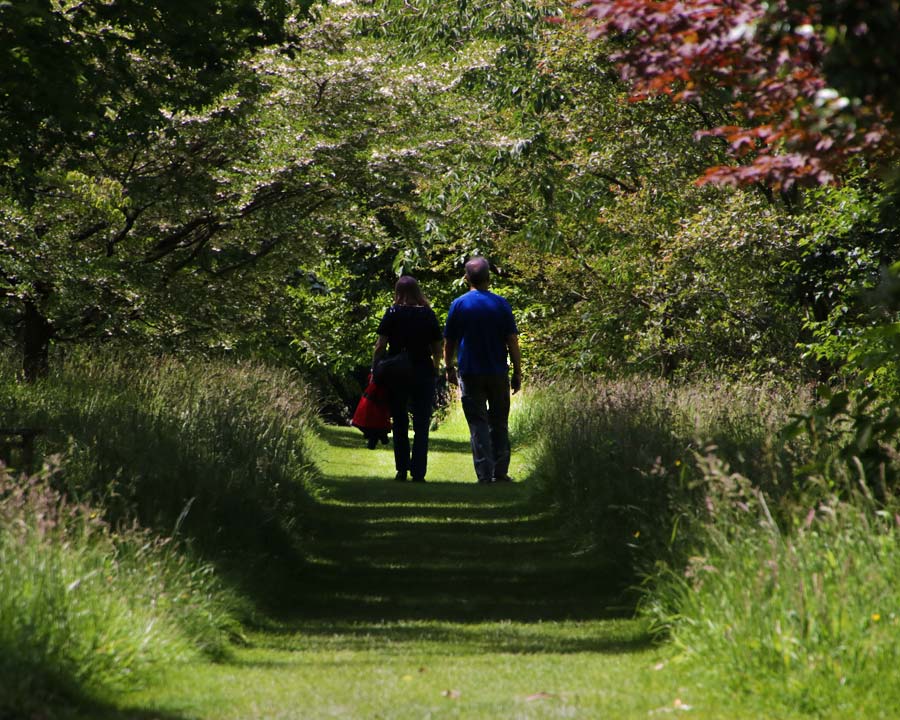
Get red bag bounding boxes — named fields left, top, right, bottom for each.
left=351, top=376, right=391, bottom=433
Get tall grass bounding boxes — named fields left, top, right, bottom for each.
left=0, top=352, right=322, bottom=714
left=1, top=352, right=320, bottom=561
left=644, top=456, right=900, bottom=715
left=0, top=461, right=236, bottom=715
left=511, top=377, right=807, bottom=578
left=516, top=377, right=900, bottom=714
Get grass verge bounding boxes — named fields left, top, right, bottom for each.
left=646, top=457, right=900, bottom=717
left=510, top=377, right=808, bottom=579
left=0, top=462, right=236, bottom=716
left=1, top=351, right=320, bottom=563
left=0, top=352, right=321, bottom=716
left=514, top=378, right=900, bottom=716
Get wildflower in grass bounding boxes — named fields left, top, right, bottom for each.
left=803, top=508, right=815, bottom=528
left=871, top=613, right=881, bottom=623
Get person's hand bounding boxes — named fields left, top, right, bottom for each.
left=446, top=366, right=458, bottom=386
left=511, top=371, right=522, bottom=394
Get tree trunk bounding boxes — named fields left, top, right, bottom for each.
left=660, top=310, right=679, bottom=378
left=22, top=299, right=52, bottom=382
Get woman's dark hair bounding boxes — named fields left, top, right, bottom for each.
left=394, top=275, right=429, bottom=307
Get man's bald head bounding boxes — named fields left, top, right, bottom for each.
left=465, top=257, right=490, bottom=289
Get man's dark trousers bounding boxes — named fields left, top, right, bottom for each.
left=459, top=374, right=510, bottom=483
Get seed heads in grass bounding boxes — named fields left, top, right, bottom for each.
left=648, top=459, right=900, bottom=714
left=0, top=461, right=236, bottom=716
left=516, top=377, right=808, bottom=579
left=1, top=351, right=320, bottom=561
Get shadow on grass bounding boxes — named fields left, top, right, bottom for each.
left=22, top=695, right=191, bottom=720
left=244, top=621, right=654, bottom=658
left=316, top=475, right=525, bottom=513
left=81, top=706, right=189, bottom=720
left=258, top=426, right=637, bottom=627
left=271, top=558, right=632, bottom=624
left=318, top=424, right=472, bottom=454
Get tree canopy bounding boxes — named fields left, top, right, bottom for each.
left=1, top=0, right=898, bottom=407
left=576, top=0, right=899, bottom=188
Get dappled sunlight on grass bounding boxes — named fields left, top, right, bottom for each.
left=246, top=618, right=653, bottom=657
left=361, top=516, right=546, bottom=526
left=321, top=499, right=523, bottom=510
left=269, top=421, right=632, bottom=626
left=116, top=408, right=820, bottom=720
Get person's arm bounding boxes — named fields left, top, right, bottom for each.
left=507, top=334, right=522, bottom=393
left=372, top=307, right=393, bottom=371
left=431, top=340, right=442, bottom=374
left=443, top=337, right=458, bottom=386
left=427, top=309, right=443, bottom=376
left=372, top=335, right=389, bottom=370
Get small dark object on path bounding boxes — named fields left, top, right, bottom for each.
left=366, top=432, right=390, bottom=450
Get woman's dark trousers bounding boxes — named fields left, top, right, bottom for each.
left=390, top=365, right=435, bottom=481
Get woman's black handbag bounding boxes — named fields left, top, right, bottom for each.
left=373, top=350, right=413, bottom=387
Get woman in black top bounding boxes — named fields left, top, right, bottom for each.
left=372, top=276, right=442, bottom=482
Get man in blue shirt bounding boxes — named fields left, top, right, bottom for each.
left=443, top=257, right=522, bottom=484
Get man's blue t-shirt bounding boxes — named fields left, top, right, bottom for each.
left=444, top=290, right=518, bottom=376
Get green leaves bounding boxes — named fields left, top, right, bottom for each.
left=3, top=0, right=898, bottom=408
left=784, top=381, right=900, bottom=496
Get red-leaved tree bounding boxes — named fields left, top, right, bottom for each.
left=574, top=0, right=897, bottom=189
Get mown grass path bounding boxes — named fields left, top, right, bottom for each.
left=121, top=416, right=731, bottom=719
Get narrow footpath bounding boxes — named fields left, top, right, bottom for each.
left=119, top=416, right=718, bottom=719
